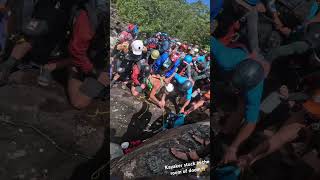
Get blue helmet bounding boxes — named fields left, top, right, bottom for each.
left=197, top=56, right=205, bottom=63
left=184, top=55, right=193, bottom=64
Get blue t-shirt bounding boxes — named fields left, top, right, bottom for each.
left=153, top=52, right=169, bottom=73
left=174, top=74, right=193, bottom=101
left=212, top=37, right=263, bottom=123
left=211, top=37, right=247, bottom=71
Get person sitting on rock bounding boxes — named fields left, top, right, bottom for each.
left=67, top=3, right=107, bottom=109
left=131, top=59, right=151, bottom=96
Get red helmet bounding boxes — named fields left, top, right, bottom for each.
left=127, top=24, right=135, bottom=32
left=179, top=44, right=188, bottom=51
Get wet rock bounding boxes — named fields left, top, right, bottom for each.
left=110, top=122, right=210, bottom=178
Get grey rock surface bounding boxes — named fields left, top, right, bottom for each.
left=0, top=70, right=106, bottom=180
left=110, top=122, right=210, bottom=179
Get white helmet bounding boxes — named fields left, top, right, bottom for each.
left=165, top=83, right=174, bottom=93
left=131, top=40, right=144, bottom=55
left=121, top=142, right=129, bottom=149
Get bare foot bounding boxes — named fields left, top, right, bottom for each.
left=170, top=148, right=199, bottom=161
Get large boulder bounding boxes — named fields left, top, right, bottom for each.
left=110, top=122, right=210, bottom=179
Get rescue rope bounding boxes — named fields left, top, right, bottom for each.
left=87, top=108, right=109, bottom=118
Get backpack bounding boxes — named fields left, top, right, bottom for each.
left=163, top=112, right=185, bottom=129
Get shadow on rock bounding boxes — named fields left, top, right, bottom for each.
left=121, top=102, right=153, bottom=142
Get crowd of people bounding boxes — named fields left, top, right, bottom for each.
left=212, top=0, right=320, bottom=178
left=111, top=24, right=211, bottom=115
left=110, top=24, right=211, bottom=161
left=0, top=0, right=107, bottom=109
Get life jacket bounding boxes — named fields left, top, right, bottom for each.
left=276, top=0, right=315, bottom=28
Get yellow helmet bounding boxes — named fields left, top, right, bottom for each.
left=151, top=50, right=160, bottom=60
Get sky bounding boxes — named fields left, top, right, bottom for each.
left=187, top=0, right=210, bottom=7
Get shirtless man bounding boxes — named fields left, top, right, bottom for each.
left=146, top=69, right=176, bottom=109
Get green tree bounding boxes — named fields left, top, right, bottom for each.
left=115, top=0, right=210, bottom=46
